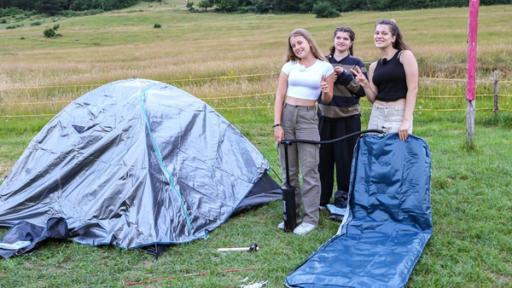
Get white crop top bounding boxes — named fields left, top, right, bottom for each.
left=281, top=59, right=334, bottom=101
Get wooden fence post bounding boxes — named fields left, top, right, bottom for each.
left=493, top=70, right=500, bottom=114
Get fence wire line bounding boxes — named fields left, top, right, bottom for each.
left=2, top=92, right=511, bottom=107
left=2, top=74, right=512, bottom=92
left=3, top=100, right=71, bottom=106
left=1, top=113, right=55, bottom=119
left=0, top=73, right=278, bottom=92
left=3, top=107, right=512, bottom=119
left=421, top=77, right=512, bottom=84
left=0, top=92, right=276, bottom=106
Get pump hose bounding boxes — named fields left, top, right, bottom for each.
left=280, top=129, right=385, bottom=145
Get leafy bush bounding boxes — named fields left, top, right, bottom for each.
left=36, top=0, right=67, bottom=16
left=237, top=5, right=257, bottom=13
left=215, top=0, right=238, bottom=12
left=153, top=23, right=161, bottom=28
left=30, top=20, right=43, bottom=26
left=186, top=1, right=196, bottom=12
left=43, top=27, right=56, bottom=37
left=60, top=9, right=104, bottom=17
left=6, top=23, right=23, bottom=29
left=254, top=0, right=272, bottom=13
left=0, top=7, right=25, bottom=17
left=43, top=23, right=61, bottom=38
left=313, top=1, right=339, bottom=18
left=197, top=0, right=213, bottom=12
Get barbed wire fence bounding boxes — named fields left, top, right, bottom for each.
left=1, top=72, right=511, bottom=119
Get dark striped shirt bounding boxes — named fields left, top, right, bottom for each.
left=319, top=54, right=366, bottom=118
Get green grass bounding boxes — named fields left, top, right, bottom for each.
left=409, top=120, right=512, bottom=288
left=1, top=2, right=512, bottom=287
left=1, top=110, right=511, bottom=287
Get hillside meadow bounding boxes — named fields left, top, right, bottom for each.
left=0, top=2, right=511, bottom=287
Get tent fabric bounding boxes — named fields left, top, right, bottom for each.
left=285, top=133, right=432, bottom=288
left=0, top=79, right=281, bottom=256
left=0, top=218, right=68, bottom=259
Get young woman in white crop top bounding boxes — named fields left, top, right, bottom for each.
left=273, top=28, right=334, bottom=236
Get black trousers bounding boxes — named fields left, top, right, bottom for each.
left=318, top=114, right=361, bottom=206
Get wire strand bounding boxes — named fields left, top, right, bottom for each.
left=2, top=74, right=511, bottom=92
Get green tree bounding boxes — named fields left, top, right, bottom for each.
left=313, top=0, right=339, bottom=18
left=215, top=0, right=238, bottom=12
left=186, top=1, right=196, bottom=12
left=35, top=0, right=67, bottom=15
left=197, top=0, right=213, bottom=11
left=254, top=0, right=272, bottom=13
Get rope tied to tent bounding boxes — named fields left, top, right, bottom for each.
left=139, top=86, right=193, bottom=235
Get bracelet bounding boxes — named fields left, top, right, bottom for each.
left=272, top=123, right=281, bottom=128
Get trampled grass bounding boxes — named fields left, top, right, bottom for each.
left=1, top=2, right=512, bottom=287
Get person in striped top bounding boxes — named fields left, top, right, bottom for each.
left=318, top=26, right=366, bottom=209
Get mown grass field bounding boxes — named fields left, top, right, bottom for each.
left=1, top=1, right=512, bottom=287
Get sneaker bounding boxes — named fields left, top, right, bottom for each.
left=334, top=190, right=348, bottom=208
left=293, top=222, right=316, bottom=236
left=278, top=220, right=302, bottom=231
left=319, top=205, right=327, bottom=211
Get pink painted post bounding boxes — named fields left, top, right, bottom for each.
left=466, top=0, right=479, bottom=146
left=466, top=0, right=479, bottom=101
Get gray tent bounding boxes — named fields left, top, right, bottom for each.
left=0, top=79, right=280, bottom=257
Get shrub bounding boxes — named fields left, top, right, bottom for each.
left=313, top=1, right=339, bottom=18
left=215, top=0, right=238, bottom=12
left=43, top=27, right=56, bottom=37
left=60, top=9, right=104, bottom=17
left=31, top=20, right=43, bottom=26
left=153, top=23, right=161, bottom=28
left=254, top=0, right=272, bottom=13
left=197, top=0, right=213, bottom=12
left=43, top=24, right=61, bottom=38
left=237, top=5, right=257, bottom=13
left=6, top=24, right=23, bottom=29
left=0, top=7, right=25, bottom=18
left=186, top=1, right=196, bottom=12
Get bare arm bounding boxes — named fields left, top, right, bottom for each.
left=399, top=50, right=419, bottom=140
left=274, top=72, right=288, bottom=142
left=351, top=62, right=378, bottom=103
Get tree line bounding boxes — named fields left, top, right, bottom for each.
left=1, top=0, right=510, bottom=16
left=188, top=0, right=510, bottom=13
left=0, top=0, right=161, bottom=15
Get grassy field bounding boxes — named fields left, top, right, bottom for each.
left=1, top=2, right=512, bottom=287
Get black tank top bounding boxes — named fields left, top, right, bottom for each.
left=372, top=51, right=408, bottom=102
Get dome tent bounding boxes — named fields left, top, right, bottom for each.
left=0, top=79, right=281, bottom=258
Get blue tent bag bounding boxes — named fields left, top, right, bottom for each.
left=286, top=133, right=432, bottom=287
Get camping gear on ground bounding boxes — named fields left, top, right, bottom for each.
left=285, top=133, right=432, bottom=287
left=280, top=129, right=384, bottom=233
left=217, top=242, right=259, bottom=253
left=325, top=204, right=347, bottom=222
left=0, top=79, right=281, bottom=259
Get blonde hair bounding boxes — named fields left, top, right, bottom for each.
left=286, top=28, right=325, bottom=62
